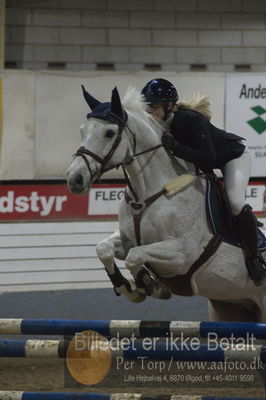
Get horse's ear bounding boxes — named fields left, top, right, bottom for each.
left=81, top=85, right=100, bottom=110
left=111, top=87, right=123, bottom=117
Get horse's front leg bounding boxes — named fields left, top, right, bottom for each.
left=96, top=230, right=146, bottom=303
left=125, top=237, right=186, bottom=299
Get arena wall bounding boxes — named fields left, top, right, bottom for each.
left=5, top=0, right=266, bottom=72
left=0, top=69, right=225, bottom=180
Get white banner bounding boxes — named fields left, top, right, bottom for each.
left=246, top=183, right=266, bottom=215
left=226, top=74, right=266, bottom=177
left=88, top=183, right=266, bottom=217
left=88, top=186, right=125, bottom=216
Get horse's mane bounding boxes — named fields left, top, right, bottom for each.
left=122, top=86, right=148, bottom=116
left=122, top=87, right=162, bottom=131
left=122, top=87, right=212, bottom=121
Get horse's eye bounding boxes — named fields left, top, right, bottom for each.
left=105, top=129, right=116, bottom=138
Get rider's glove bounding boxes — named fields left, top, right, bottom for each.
left=161, top=132, right=177, bottom=150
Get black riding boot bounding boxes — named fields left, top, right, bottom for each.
left=236, top=204, right=266, bottom=286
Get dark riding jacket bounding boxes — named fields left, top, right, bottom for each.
left=167, top=109, right=245, bottom=173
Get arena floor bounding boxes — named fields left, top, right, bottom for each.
left=0, top=358, right=265, bottom=398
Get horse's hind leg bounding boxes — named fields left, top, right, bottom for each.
left=208, top=299, right=259, bottom=322
left=96, top=230, right=146, bottom=303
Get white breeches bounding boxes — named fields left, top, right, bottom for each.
left=222, top=148, right=250, bottom=216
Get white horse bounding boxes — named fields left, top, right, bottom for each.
left=66, top=86, right=266, bottom=322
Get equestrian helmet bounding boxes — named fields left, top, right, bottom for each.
left=141, top=78, right=179, bottom=104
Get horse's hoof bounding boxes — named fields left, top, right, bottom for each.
left=125, top=280, right=147, bottom=303
left=151, top=285, right=172, bottom=300
left=130, top=292, right=147, bottom=303
left=158, top=289, right=172, bottom=300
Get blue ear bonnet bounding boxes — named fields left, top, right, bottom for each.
left=86, top=102, right=128, bottom=127
left=82, top=85, right=127, bottom=129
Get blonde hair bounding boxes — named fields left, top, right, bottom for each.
left=177, top=93, right=212, bottom=121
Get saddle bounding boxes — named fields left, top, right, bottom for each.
left=206, top=177, right=266, bottom=252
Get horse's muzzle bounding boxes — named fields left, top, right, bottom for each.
left=73, top=174, right=85, bottom=192
left=66, top=169, right=89, bottom=194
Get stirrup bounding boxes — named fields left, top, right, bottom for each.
left=246, top=254, right=266, bottom=287
left=257, top=219, right=264, bottom=228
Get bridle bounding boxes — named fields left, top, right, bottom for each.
left=73, top=112, right=126, bottom=180
left=73, top=110, right=164, bottom=247
left=73, top=112, right=163, bottom=188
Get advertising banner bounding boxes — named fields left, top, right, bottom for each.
left=0, top=184, right=126, bottom=221
left=0, top=184, right=85, bottom=221
left=246, top=182, right=266, bottom=215
left=226, top=74, right=266, bottom=177
left=0, top=182, right=265, bottom=221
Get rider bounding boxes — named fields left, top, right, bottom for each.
left=141, top=78, right=266, bottom=286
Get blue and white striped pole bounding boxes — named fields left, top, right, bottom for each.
left=0, top=393, right=265, bottom=400
left=0, top=338, right=264, bottom=362
left=0, top=319, right=266, bottom=339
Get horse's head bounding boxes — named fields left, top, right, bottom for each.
left=66, top=86, right=129, bottom=194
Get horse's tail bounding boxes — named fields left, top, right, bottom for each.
left=177, top=93, right=212, bottom=121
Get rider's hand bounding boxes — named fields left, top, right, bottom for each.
left=161, top=132, right=176, bottom=150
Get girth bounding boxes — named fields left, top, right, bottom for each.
left=164, top=232, right=223, bottom=296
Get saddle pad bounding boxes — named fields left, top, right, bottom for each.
left=206, top=178, right=266, bottom=252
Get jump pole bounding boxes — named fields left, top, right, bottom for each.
left=0, top=319, right=266, bottom=339
left=0, top=338, right=264, bottom=362
left=0, top=393, right=265, bottom=400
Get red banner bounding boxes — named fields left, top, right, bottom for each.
left=0, top=182, right=265, bottom=221
left=0, top=184, right=126, bottom=221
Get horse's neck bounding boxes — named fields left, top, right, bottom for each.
left=124, top=113, right=188, bottom=199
